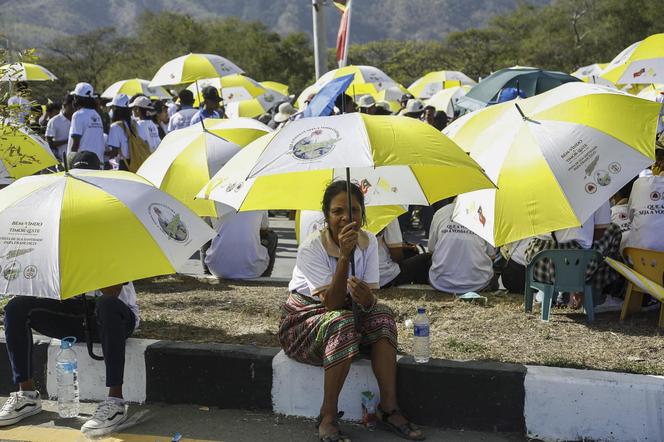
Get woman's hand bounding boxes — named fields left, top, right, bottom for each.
left=338, top=222, right=358, bottom=258
left=348, top=276, right=374, bottom=309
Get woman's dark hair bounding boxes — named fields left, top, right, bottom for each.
left=73, top=95, right=96, bottom=109
left=433, top=111, right=448, bottom=130
left=112, top=106, right=136, bottom=136
left=322, top=180, right=367, bottom=226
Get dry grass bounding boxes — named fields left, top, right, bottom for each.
left=131, top=275, right=663, bottom=375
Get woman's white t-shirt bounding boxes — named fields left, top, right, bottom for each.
left=289, top=228, right=379, bottom=300
left=136, top=119, right=161, bottom=152
left=624, top=176, right=664, bottom=251
left=107, top=122, right=130, bottom=158
left=67, top=108, right=106, bottom=162
left=376, top=219, right=403, bottom=287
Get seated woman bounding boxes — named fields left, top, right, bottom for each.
left=279, top=181, right=424, bottom=442
left=377, top=219, right=431, bottom=288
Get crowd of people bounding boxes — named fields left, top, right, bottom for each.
left=1, top=75, right=663, bottom=441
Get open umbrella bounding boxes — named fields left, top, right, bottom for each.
left=444, top=82, right=661, bottom=246
left=408, top=70, right=476, bottom=99
left=137, top=118, right=271, bottom=217
left=260, top=81, right=290, bottom=97
left=601, top=33, right=664, bottom=85
left=0, top=169, right=214, bottom=300
left=636, top=83, right=664, bottom=101
left=149, top=53, right=243, bottom=87
left=199, top=113, right=494, bottom=329
left=456, top=67, right=581, bottom=113
left=0, top=123, right=58, bottom=181
left=424, top=85, right=471, bottom=116
left=101, top=78, right=171, bottom=100
left=187, top=74, right=268, bottom=105
left=0, top=63, right=57, bottom=81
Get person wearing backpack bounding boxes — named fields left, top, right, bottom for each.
left=107, top=94, right=150, bottom=172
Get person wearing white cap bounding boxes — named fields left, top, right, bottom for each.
left=107, top=94, right=139, bottom=171
left=403, top=99, right=424, bottom=119
left=357, top=95, right=377, bottom=115
left=129, top=96, right=161, bottom=152
left=271, top=102, right=296, bottom=129
left=45, top=94, right=74, bottom=162
left=67, top=82, right=105, bottom=166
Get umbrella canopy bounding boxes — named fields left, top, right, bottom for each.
left=444, top=82, right=661, bottom=246
left=149, top=53, right=243, bottom=87
left=260, top=81, right=290, bottom=97
left=424, top=85, right=471, bottom=115
left=636, top=83, right=664, bottom=101
left=456, top=67, right=581, bottom=113
left=570, top=63, right=615, bottom=87
left=137, top=118, right=271, bottom=217
left=198, top=113, right=494, bottom=212
left=0, top=170, right=215, bottom=299
left=186, top=74, right=267, bottom=105
left=0, top=124, right=58, bottom=181
left=408, top=70, right=476, bottom=99
left=224, top=91, right=288, bottom=119
left=0, top=63, right=57, bottom=81
left=602, top=33, right=664, bottom=85
left=101, top=78, right=171, bottom=100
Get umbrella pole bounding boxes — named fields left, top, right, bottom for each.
left=195, top=79, right=206, bottom=132
left=82, top=295, right=104, bottom=361
left=346, top=167, right=361, bottom=331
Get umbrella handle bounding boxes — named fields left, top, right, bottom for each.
left=82, top=295, right=104, bottom=361
left=346, top=169, right=362, bottom=331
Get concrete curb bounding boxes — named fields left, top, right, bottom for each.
left=1, top=337, right=663, bottom=440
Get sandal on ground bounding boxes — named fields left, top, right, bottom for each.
left=376, top=405, right=425, bottom=441
left=316, top=411, right=351, bottom=442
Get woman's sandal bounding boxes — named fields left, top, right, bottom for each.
left=315, top=411, right=351, bottom=442
left=376, top=405, right=425, bottom=441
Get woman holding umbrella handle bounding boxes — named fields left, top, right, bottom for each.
left=279, top=181, right=424, bottom=441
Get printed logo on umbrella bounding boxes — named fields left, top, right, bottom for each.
left=3, top=262, right=21, bottom=281
left=290, top=127, right=341, bottom=160
left=148, top=203, right=189, bottom=242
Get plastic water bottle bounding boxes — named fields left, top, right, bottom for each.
left=56, top=336, right=80, bottom=418
left=413, top=307, right=430, bottom=363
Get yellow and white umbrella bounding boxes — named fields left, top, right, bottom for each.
left=408, top=70, right=476, bottom=99
left=636, top=83, right=664, bottom=101
left=444, top=82, right=661, bottom=246
left=101, top=78, right=171, bottom=100
left=149, top=53, right=243, bottom=87
left=137, top=118, right=271, bottom=216
left=605, top=257, right=664, bottom=303
left=571, top=63, right=614, bottom=86
left=198, top=113, right=494, bottom=212
left=187, top=74, right=266, bottom=105
left=0, top=123, right=58, bottom=181
left=260, top=81, right=289, bottom=97
left=425, top=85, right=471, bottom=115
left=0, top=63, right=57, bottom=81
left=0, top=170, right=215, bottom=300
left=224, top=91, right=287, bottom=118
left=602, top=33, right=664, bottom=85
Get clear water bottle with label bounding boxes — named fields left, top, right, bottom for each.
left=56, top=336, right=80, bottom=418
left=413, top=307, right=430, bottom=363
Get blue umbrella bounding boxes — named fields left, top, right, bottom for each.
left=301, top=74, right=355, bottom=118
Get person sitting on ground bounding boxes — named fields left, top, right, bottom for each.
left=525, top=201, right=622, bottom=309
left=610, top=180, right=636, bottom=254
left=624, top=174, right=664, bottom=252
left=428, top=202, right=497, bottom=294
left=0, top=154, right=139, bottom=435
left=280, top=181, right=424, bottom=442
left=499, top=238, right=532, bottom=294
left=377, top=219, right=431, bottom=288
left=357, top=95, right=377, bottom=115
left=190, top=86, right=223, bottom=126
left=128, top=96, right=160, bottom=152
left=67, top=82, right=106, bottom=166
left=45, top=94, right=74, bottom=162
left=204, top=211, right=278, bottom=279
left=168, top=90, right=198, bottom=132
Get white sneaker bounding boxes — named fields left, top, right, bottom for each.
left=0, top=391, right=42, bottom=426
left=594, top=295, right=624, bottom=313
left=80, top=399, right=128, bottom=436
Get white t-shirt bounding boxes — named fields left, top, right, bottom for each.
left=7, top=95, right=30, bottom=124
left=205, top=211, right=270, bottom=279
left=168, top=108, right=198, bottom=132
left=501, top=238, right=531, bottom=266
left=624, top=176, right=664, bottom=251
left=107, top=122, right=130, bottom=158
left=298, top=210, right=325, bottom=244
left=91, top=282, right=140, bottom=328
left=538, top=202, right=612, bottom=249
left=45, top=112, right=71, bottom=160
left=136, top=119, right=161, bottom=152
left=67, top=108, right=106, bottom=162
left=377, top=219, right=403, bottom=287
left=428, top=204, right=496, bottom=293
left=289, top=228, right=379, bottom=300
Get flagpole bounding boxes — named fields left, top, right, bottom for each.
left=340, top=0, right=353, bottom=68
left=312, top=0, right=328, bottom=80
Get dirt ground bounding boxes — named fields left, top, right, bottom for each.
left=133, top=275, right=664, bottom=376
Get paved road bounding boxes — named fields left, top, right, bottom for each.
left=0, top=397, right=526, bottom=441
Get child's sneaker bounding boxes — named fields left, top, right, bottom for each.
left=80, top=399, right=128, bottom=436
left=0, top=391, right=42, bottom=426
